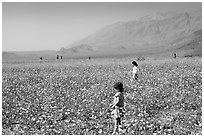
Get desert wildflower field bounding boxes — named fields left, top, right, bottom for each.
left=2, top=57, right=202, bottom=135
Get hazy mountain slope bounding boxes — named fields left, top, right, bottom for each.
left=61, top=10, right=201, bottom=57
left=175, top=29, right=202, bottom=56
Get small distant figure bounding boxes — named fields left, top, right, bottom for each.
left=174, top=53, right=177, bottom=58
left=110, top=82, right=125, bottom=135
left=131, top=61, right=139, bottom=83
left=61, top=56, right=63, bottom=60
left=89, top=57, right=91, bottom=60
left=39, top=57, right=43, bottom=63
left=57, top=55, right=59, bottom=60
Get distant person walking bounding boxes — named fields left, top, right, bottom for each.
left=131, top=61, right=139, bottom=83
left=110, top=82, right=125, bottom=135
left=39, top=57, right=43, bottom=63
left=174, top=53, right=177, bottom=58
left=57, top=55, right=59, bottom=60
left=61, top=56, right=63, bottom=60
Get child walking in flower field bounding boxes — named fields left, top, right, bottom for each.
left=132, top=61, right=138, bottom=81
left=131, top=61, right=139, bottom=85
left=110, top=82, right=125, bottom=134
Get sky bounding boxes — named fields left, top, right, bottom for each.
left=2, top=2, right=201, bottom=51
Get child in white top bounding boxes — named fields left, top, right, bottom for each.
left=131, top=61, right=138, bottom=82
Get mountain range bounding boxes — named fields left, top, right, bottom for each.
left=59, top=9, right=202, bottom=57
left=3, top=9, right=202, bottom=60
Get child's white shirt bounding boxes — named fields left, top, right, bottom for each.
left=132, top=66, right=138, bottom=74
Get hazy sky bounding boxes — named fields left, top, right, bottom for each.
left=2, top=2, right=201, bottom=51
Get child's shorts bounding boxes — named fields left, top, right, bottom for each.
left=111, top=107, right=124, bottom=119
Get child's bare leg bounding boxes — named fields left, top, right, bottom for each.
left=113, top=118, right=121, bottom=134
left=112, top=119, right=117, bottom=134
left=131, top=75, right=134, bottom=85
left=118, top=118, right=122, bottom=133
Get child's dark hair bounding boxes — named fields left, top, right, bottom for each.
left=132, top=61, right=138, bottom=66
left=113, top=82, right=124, bottom=92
